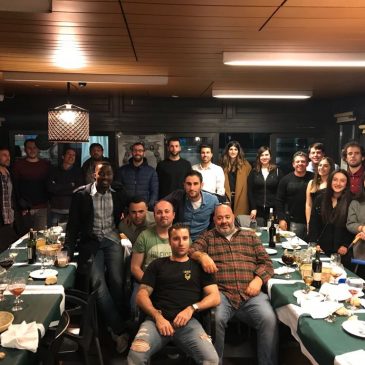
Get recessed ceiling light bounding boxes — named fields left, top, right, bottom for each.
left=223, top=52, right=365, bottom=67
left=212, top=89, right=312, bottom=99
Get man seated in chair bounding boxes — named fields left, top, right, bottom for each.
left=128, top=223, right=220, bottom=365
left=190, top=204, right=278, bottom=365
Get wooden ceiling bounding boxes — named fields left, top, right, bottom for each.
left=1, top=0, right=365, bottom=98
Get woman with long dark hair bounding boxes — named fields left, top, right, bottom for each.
left=219, top=141, right=251, bottom=215
left=248, top=146, right=283, bottom=225
left=305, top=156, right=335, bottom=226
left=346, top=172, right=365, bottom=277
left=308, top=170, right=354, bottom=266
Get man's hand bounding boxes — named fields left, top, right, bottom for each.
left=200, top=254, right=218, bottom=273
left=245, top=276, right=263, bottom=297
left=278, top=220, right=287, bottom=231
left=155, top=313, right=175, bottom=336
left=0, top=166, right=9, bottom=176
left=337, top=245, right=348, bottom=256
left=173, top=306, right=194, bottom=328
left=250, top=210, right=257, bottom=220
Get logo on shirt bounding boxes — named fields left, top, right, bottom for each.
left=184, top=270, right=191, bottom=280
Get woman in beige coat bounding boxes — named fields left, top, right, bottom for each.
left=220, top=141, right=252, bottom=216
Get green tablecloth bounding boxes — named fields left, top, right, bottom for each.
left=265, top=232, right=365, bottom=365
left=0, top=241, right=76, bottom=365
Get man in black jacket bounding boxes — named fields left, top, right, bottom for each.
left=64, top=161, right=130, bottom=353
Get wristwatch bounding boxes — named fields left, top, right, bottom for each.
left=191, top=303, right=199, bottom=312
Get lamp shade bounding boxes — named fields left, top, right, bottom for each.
left=48, top=103, right=89, bottom=142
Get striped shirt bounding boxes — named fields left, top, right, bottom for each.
left=191, top=228, right=273, bottom=309
left=90, top=183, right=120, bottom=244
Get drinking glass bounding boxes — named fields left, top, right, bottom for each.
left=8, top=276, right=26, bottom=311
left=0, top=256, right=14, bottom=273
left=281, top=249, right=294, bottom=279
left=303, top=275, right=313, bottom=294
left=0, top=275, right=9, bottom=302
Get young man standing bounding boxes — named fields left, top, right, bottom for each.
left=276, top=151, right=313, bottom=239
left=128, top=223, right=220, bottom=365
left=192, top=144, right=225, bottom=196
left=342, top=141, right=365, bottom=194
left=156, top=138, right=192, bottom=198
left=12, top=139, right=50, bottom=231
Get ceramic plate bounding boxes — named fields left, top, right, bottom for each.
left=265, top=248, right=277, bottom=255
left=293, top=290, right=324, bottom=301
left=280, top=231, right=296, bottom=238
left=342, top=320, right=365, bottom=338
left=282, top=242, right=301, bottom=250
left=29, top=269, right=58, bottom=279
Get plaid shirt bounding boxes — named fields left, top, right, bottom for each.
left=91, top=183, right=120, bottom=244
left=0, top=173, right=14, bottom=225
left=191, top=228, right=273, bottom=309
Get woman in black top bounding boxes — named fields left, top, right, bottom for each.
left=308, top=170, right=354, bottom=267
left=248, top=146, right=283, bottom=226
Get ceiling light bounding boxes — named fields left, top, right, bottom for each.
left=223, top=52, right=365, bottom=67
left=54, top=35, right=86, bottom=69
left=212, top=90, right=312, bottom=99
left=3, top=72, right=168, bottom=85
left=48, top=82, right=89, bottom=143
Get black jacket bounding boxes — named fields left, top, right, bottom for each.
left=64, top=182, right=129, bottom=272
left=248, top=168, right=283, bottom=210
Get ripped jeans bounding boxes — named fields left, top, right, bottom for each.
left=127, top=317, right=219, bottom=365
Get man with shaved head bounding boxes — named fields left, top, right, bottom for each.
left=190, top=204, right=278, bottom=365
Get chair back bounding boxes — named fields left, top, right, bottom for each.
left=50, top=311, right=71, bottom=355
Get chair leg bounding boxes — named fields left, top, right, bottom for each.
left=94, top=337, right=104, bottom=365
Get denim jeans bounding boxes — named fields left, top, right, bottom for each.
left=90, top=237, right=126, bottom=334
left=128, top=318, right=219, bottom=365
left=215, top=292, right=278, bottom=365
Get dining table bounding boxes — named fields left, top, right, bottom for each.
left=0, top=233, right=76, bottom=365
left=258, top=229, right=365, bottom=365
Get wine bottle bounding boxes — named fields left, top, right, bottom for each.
left=269, top=219, right=276, bottom=248
left=267, top=207, right=274, bottom=229
left=312, top=246, right=322, bottom=289
left=28, top=228, right=36, bottom=264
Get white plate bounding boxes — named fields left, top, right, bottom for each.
left=342, top=320, right=365, bottom=338
left=29, top=269, right=58, bottom=279
left=279, top=230, right=296, bottom=238
left=293, top=290, right=324, bottom=301
left=282, top=242, right=301, bottom=250
left=266, top=248, right=277, bottom=255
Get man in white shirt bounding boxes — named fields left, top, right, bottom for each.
left=192, top=144, right=225, bottom=196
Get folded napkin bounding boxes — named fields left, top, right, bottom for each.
left=274, top=267, right=295, bottom=275
left=0, top=321, right=41, bottom=352
left=334, top=350, right=365, bottom=365
left=320, top=283, right=352, bottom=302
left=301, top=300, right=342, bottom=319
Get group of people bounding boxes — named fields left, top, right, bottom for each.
left=1, top=136, right=365, bottom=364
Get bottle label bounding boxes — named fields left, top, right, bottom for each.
left=27, top=247, right=33, bottom=259
left=313, top=272, right=322, bottom=281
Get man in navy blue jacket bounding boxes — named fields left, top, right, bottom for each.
left=117, top=142, right=158, bottom=210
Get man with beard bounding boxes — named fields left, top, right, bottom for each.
left=276, top=151, right=313, bottom=239
left=64, top=161, right=130, bottom=353
left=165, top=171, right=218, bottom=241
left=342, top=140, right=365, bottom=194
left=190, top=204, right=277, bottom=365
left=81, top=143, right=111, bottom=184
left=117, top=142, right=158, bottom=210
left=156, top=138, right=191, bottom=198
left=128, top=223, right=220, bottom=365
left=0, top=147, right=17, bottom=251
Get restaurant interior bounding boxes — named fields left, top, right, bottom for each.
left=1, top=1, right=365, bottom=365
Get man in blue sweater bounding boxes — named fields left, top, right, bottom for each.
left=117, top=142, right=158, bottom=210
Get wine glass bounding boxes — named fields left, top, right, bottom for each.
left=0, top=256, right=14, bottom=273
left=8, top=276, right=26, bottom=311
left=0, top=274, right=9, bottom=302
left=281, top=249, right=294, bottom=279
left=293, top=248, right=303, bottom=271
left=303, top=275, right=313, bottom=294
